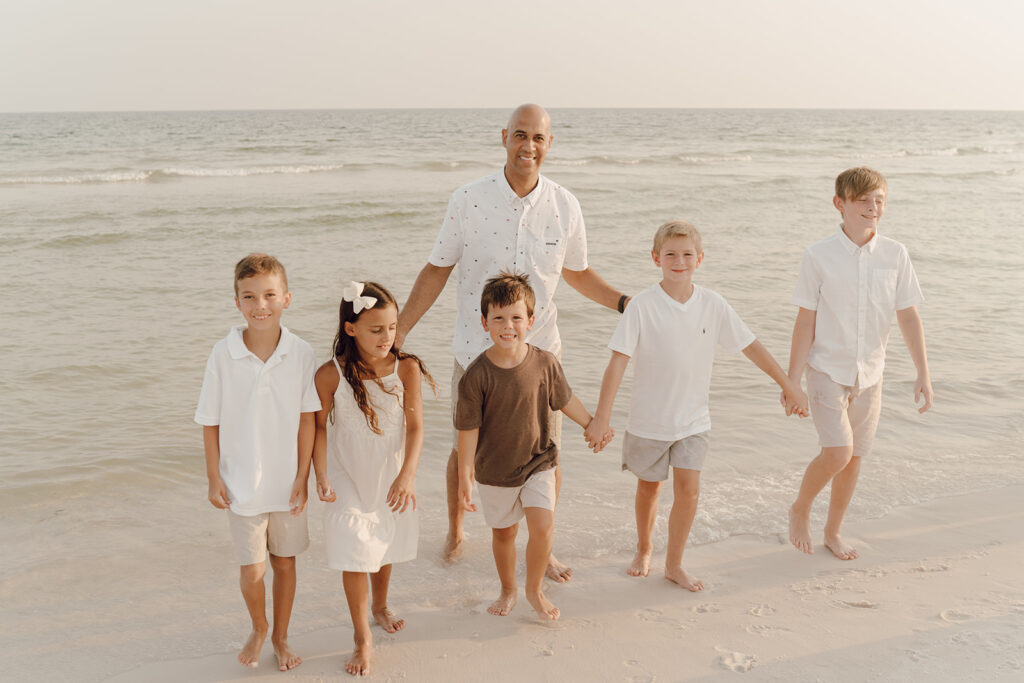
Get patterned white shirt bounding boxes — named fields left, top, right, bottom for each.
left=429, top=171, right=588, bottom=369
left=792, top=225, right=924, bottom=389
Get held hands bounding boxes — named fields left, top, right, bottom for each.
left=289, top=477, right=309, bottom=516
left=316, top=477, right=336, bottom=503
left=386, top=474, right=417, bottom=513
left=914, top=373, right=933, bottom=414
left=779, top=385, right=810, bottom=418
left=583, top=416, right=615, bottom=453
left=207, top=477, right=230, bottom=509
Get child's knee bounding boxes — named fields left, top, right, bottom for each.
left=525, top=508, right=554, bottom=537
left=822, top=446, right=854, bottom=471
left=268, top=553, right=296, bottom=573
left=492, top=525, right=518, bottom=543
left=636, top=479, right=662, bottom=500
left=240, top=561, right=266, bottom=584
left=672, top=468, right=701, bottom=497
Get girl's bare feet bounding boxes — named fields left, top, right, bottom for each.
left=238, top=628, right=267, bottom=668
left=271, top=638, right=301, bottom=671
left=545, top=554, right=573, bottom=583
left=664, top=566, right=704, bottom=592
left=487, top=588, right=517, bottom=616
left=789, top=505, right=814, bottom=554
left=372, top=607, right=405, bottom=633
left=825, top=534, right=859, bottom=560
left=627, top=550, right=652, bottom=577
left=346, top=641, right=371, bottom=677
left=525, top=589, right=560, bottom=621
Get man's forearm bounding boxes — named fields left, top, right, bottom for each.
left=398, top=263, right=455, bottom=340
left=561, top=267, right=626, bottom=311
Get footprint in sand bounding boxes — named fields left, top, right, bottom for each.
left=912, top=562, right=950, bottom=573
left=693, top=603, right=720, bottom=614
left=746, top=624, right=791, bottom=636
left=747, top=604, right=776, bottom=617
left=832, top=599, right=878, bottom=609
left=624, top=658, right=654, bottom=682
left=716, top=649, right=756, bottom=672
left=939, top=609, right=971, bottom=623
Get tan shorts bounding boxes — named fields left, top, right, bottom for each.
left=228, top=509, right=310, bottom=566
left=475, top=468, right=557, bottom=529
left=621, top=430, right=710, bottom=481
left=451, top=357, right=562, bottom=450
left=806, top=366, right=883, bottom=458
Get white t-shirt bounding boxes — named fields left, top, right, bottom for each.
left=792, top=225, right=924, bottom=389
left=608, top=283, right=756, bottom=441
left=194, top=325, right=322, bottom=516
left=428, top=171, right=589, bottom=369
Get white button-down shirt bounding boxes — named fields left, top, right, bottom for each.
left=792, top=225, right=924, bottom=389
left=429, top=171, right=588, bottom=369
left=195, top=325, right=322, bottom=516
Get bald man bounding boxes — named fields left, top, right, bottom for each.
left=396, top=104, right=628, bottom=581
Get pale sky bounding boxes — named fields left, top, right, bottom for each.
left=1, top=0, right=1021, bottom=112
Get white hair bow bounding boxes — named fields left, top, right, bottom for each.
left=342, top=281, right=377, bottom=314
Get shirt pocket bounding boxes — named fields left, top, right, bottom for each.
left=868, top=268, right=898, bottom=314
left=525, top=227, right=564, bottom=275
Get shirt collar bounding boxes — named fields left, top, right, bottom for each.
left=499, top=169, right=544, bottom=208
left=226, top=324, right=294, bottom=360
left=836, top=224, right=878, bottom=254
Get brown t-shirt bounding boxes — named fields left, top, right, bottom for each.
left=455, top=345, right=573, bottom=487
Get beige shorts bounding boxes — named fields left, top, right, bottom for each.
left=621, top=430, right=710, bottom=481
left=475, top=468, right=557, bottom=529
left=451, top=357, right=562, bottom=450
left=806, top=366, right=883, bottom=458
left=228, top=508, right=310, bottom=566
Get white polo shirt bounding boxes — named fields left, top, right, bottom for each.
left=792, top=225, right=924, bottom=389
left=195, top=325, right=322, bottom=516
left=609, top=283, right=756, bottom=441
left=428, top=171, right=589, bottom=369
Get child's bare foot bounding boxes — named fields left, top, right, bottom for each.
left=443, top=532, right=465, bottom=562
left=789, top=505, right=813, bottom=554
left=487, top=588, right=517, bottom=616
left=372, top=606, right=405, bottom=633
left=627, top=550, right=652, bottom=577
left=238, top=628, right=267, bottom=668
left=271, top=638, right=302, bottom=671
left=545, top=554, right=573, bottom=583
left=346, top=641, right=372, bottom=677
left=665, top=566, right=704, bottom=592
left=825, top=534, right=859, bottom=560
left=525, top=589, right=560, bottom=621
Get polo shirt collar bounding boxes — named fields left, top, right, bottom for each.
left=836, top=224, right=878, bottom=254
left=499, top=169, right=544, bottom=208
left=226, top=324, right=295, bottom=361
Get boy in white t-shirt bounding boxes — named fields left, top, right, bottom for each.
left=786, top=167, right=932, bottom=561
left=586, top=221, right=808, bottom=591
left=195, top=254, right=321, bottom=670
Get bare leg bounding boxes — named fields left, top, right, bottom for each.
left=789, top=446, right=854, bottom=554
left=342, top=572, right=372, bottom=676
left=546, top=464, right=573, bottom=583
left=238, top=562, right=269, bottom=668
left=444, top=448, right=465, bottom=561
left=268, top=554, right=301, bottom=670
left=664, top=468, right=703, bottom=591
left=524, top=507, right=559, bottom=620
left=628, top=479, right=661, bottom=577
left=369, top=564, right=405, bottom=633
left=824, top=455, right=862, bottom=560
left=488, top=525, right=518, bottom=616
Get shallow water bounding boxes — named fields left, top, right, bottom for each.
left=1, top=108, right=1022, bottom=680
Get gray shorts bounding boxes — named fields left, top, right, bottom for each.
left=450, top=358, right=562, bottom=450
left=621, top=430, right=710, bottom=481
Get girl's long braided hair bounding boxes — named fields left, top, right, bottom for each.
left=331, top=281, right=435, bottom=434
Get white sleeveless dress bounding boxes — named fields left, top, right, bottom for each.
left=323, top=358, right=418, bottom=572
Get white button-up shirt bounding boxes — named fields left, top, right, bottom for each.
left=429, top=171, right=588, bottom=369
left=792, top=225, right=924, bottom=389
left=195, top=325, right=322, bottom=516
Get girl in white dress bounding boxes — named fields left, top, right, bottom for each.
left=312, top=281, right=434, bottom=677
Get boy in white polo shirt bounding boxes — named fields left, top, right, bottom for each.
left=787, top=167, right=933, bottom=561
left=586, top=221, right=808, bottom=591
left=195, top=253, right=321, bottom=671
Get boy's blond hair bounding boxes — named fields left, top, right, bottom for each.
left=653, top=220, right=703, bottom=254
left=835, top=166, right=887, bottom=201
left=234, top=253, right=288, bottom=294
left=480, top=271, right=536, bottom=317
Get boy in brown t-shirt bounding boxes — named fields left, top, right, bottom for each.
left=456, top=272, right=596, bottom=621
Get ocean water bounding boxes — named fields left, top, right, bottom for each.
left=1, top=109, right=1022, bottom=680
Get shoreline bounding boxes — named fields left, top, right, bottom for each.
left=103, top=485, right=1024, bottom=682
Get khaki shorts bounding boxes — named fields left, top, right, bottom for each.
left=451, top=357, right=562, bottom=450
left=806, top=366, right=883, bottom=458
left=476, top=468, right=557, bottom=529
left=621, top=430, right=710, bottom=481
left=228, top=509, right=310, bottom=566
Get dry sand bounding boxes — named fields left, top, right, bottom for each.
left=100, top=485, right=1024, bottom=682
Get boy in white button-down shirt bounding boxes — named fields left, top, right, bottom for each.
left=195, top=254, right=321, bottom=671
left=787, top=167, right=933, bottom=561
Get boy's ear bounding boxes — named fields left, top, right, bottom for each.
left=651, top=249, right=660, bottom=266
left=480, top=314, right=489, bottom=331
left=527, top=314, right=535, bottom=330
left=696, top=250, right=705, bottom=266
left=833, top=195, right=844, bottom=213
left=283, top=291, right=292, bottom=308
left=234, top=297, right=241, bottom=310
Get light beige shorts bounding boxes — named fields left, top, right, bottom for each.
left=475, top=468, right=557, bottom=529
left=451, top=357, right=562, bottom=450
left=228, top=508, right=310, bottom=566
left=621, top=430, right=710, bottom=481
left=806, top=366, right=883, bottom=458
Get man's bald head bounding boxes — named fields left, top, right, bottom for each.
left=506, top=103, right=551, bottom=135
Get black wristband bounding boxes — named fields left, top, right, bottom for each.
left=617, top=294, right=628, bottom=313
